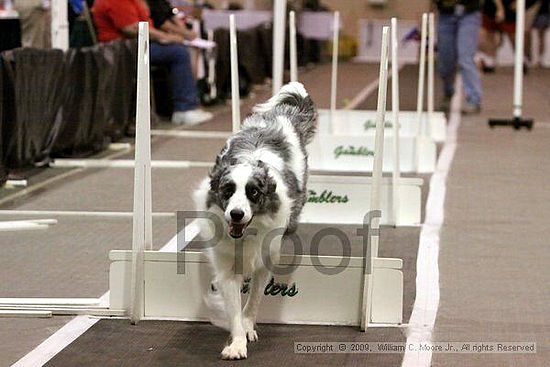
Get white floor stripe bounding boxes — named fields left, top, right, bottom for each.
left=344, top=63, right=404, bottom=110
left=401, top=84, right=462, bottom=367
left=0, top=210, right=174, bottom=218
left=158, top=220, right=200, bottom=253
left=10, top=293, right=109, bottom=367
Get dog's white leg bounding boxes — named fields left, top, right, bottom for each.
left=220, top=275, right=248, bottom=360
left=242, top=268, right=270, bottom=342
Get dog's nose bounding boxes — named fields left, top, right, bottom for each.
left=230, top=209, right=245, bottom=222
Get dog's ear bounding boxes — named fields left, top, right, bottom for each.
left=256, top=160, right=277, bottom=194
left=209, top=162, right=228, bottom=192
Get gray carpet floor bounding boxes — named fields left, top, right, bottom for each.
left=44, top=320, right=405, bottom=367
left=431, top=67, right=550, bottom=367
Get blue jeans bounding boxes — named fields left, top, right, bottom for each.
left=150, top=42, right=198, bottom=112
left=437, top=11, right=482, bottom=105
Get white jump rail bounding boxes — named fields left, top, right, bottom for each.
left=0, top=219, right=57, bottom=232
left=109, top=22, right=403, bottom=327
left=0, top=294, right=114, bottom=317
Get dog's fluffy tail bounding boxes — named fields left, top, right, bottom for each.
left=253, top=82, right=317, bottom=145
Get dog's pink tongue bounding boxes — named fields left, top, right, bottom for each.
left=229, top=223, right=246, bottom=239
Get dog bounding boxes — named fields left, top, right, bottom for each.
left=194, top=82, right=317, bottom=360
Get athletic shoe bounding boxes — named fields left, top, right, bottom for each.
left=171, top=109, right=213, bottom=125
left=461, top=102, right=481, bottom=115
left=477, top=53, right=496, bottom=73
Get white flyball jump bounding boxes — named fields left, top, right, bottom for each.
left=307, top=13, right=439, bottom=176
left=108, top=21, right=404, bottom=328
left=297, top=16, right=423, bottom=226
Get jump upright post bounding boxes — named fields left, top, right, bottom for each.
left=488, top=0, right=534, bottom=129
left=230, top=14, right=241, bottom=133
left=427, top=13, right=435, bottom=138
left=390, top=18, right=401, bottom=227
left=289, top=11, right=298, bottom=83
left=415, top=13, right=428, bottom=172
left=272, top=0, right=287, bottom=94
left=130, top=22, right=153, bottom=325
left=330, top=11, right=340, bottom=128
left=361, top=25, right=390, bottom=330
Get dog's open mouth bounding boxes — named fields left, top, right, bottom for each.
left=229, top=220, right=251, bottom=239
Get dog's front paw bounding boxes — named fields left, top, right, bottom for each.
left=243, top=318, right=258, bottom=342
left=221, top=338, right=247, bottom=360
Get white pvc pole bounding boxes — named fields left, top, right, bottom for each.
left=272, top=0, right=287, bottom=94
left=289, top=11, right=298, bottom=82
left=50, top=158, right=213, bottom=169
left=427, top=13, right=435, bottom=137
left=0, top=221, right=55, bottom=232
left=51, top=0, right=69, bottom=50
left=0, top=219, right=57, bottom=226
left=371, top=26, right=389, bottom=270
left=513, top=0, right=526, bottom=118
left=229, top=15, right=241, bottom=133
left=415, top=13, right=428, bottom=173
left=330, top=11, right=340, bottom=125
left=362, top=26, right=389, bottom=331
left=391, top=18, right=401, bottom=227
left=416, top=13, right=428, bottom=136
left=130, top=22, right=153, bottom=325
left=207, top=30, right=217, bottom=100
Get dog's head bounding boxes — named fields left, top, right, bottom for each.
left=209, top=160, right=279, bottom=239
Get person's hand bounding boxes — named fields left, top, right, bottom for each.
left=495, top=6, right=505, bottom=23
left=184, top=30, right=198, bottom=41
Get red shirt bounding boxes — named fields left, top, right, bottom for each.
left=93, top=0, right=154, bottom=42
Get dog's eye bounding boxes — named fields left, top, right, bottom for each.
left=221, top=189, right=233, bottom=200
left=219, top=184, right=235, bottom=201
left=248, top=188, right=260, bottom=201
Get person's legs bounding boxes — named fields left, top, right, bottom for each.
left=15, top=3, right=51, bottom=49
left=150, top=42, right=199, bottom=112
left=457, top=11, right=482, bottom=107
left=437, top=14, right=458, bottom=99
